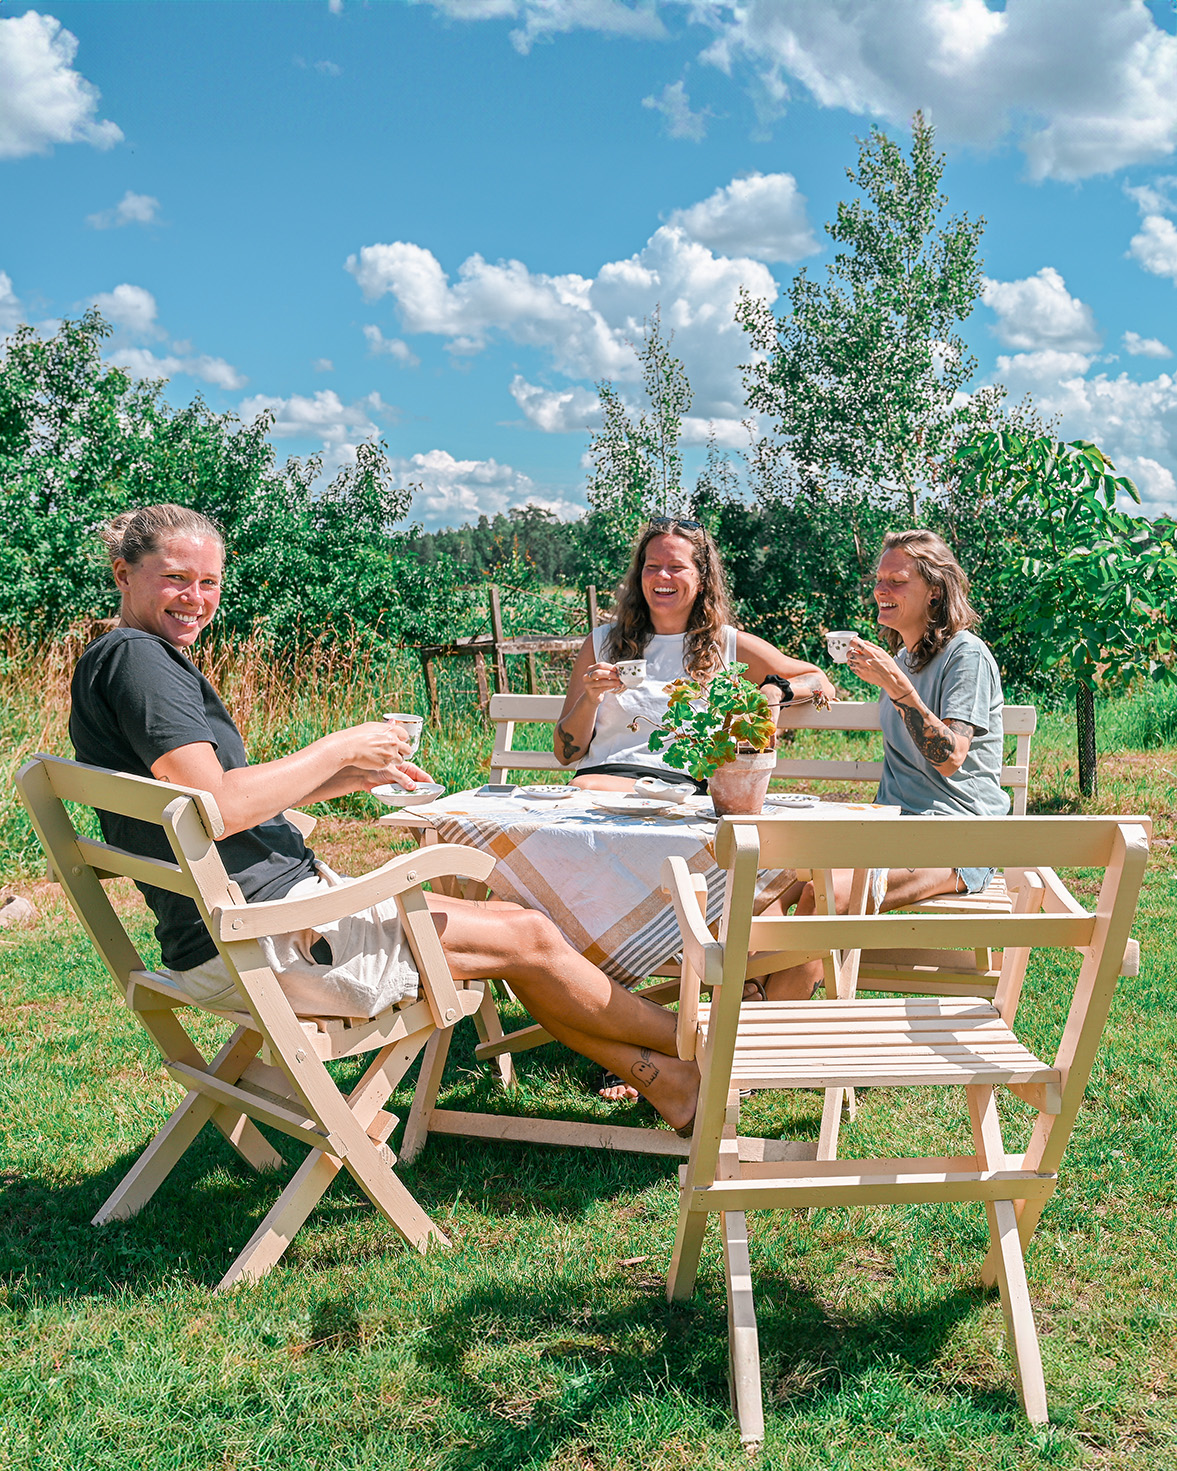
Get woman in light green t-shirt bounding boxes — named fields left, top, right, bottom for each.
left=762, top=529, right=1005, bottom=1001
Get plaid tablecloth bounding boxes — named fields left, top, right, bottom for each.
left=397, top=789, right=805, bottom=988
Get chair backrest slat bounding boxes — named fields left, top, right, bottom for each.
left=73, top=835, right=190, bottom=895
left=34, top=752, right=225, bottom=837
left=716, top=813, right=1150, bottom=875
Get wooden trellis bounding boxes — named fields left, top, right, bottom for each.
left=415, top=584, right=606, bottom=723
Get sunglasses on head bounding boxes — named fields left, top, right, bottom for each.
left=647, top=517, right=703, bottom=532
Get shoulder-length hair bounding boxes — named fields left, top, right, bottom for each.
left=604, top=521, right=736, bottom=682
left=877, top=528, right=979, bottom=672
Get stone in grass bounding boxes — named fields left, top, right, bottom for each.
left=0, top=894, right=38, bottom=929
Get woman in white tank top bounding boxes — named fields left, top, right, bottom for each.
left=556, top=518, right=836, bottom=792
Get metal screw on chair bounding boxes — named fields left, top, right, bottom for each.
left=445, top=1008, right=457, bottom=1021
left=406, top=870, right=418, bottom=881
left=231, top=919, right=243, bottom=930
left=72, top=865, right=83, bottom=876
left=294, top=1049, right=306, bottom=1063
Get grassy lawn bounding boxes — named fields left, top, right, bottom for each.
left=3, top=644, right=1177, bottom=1468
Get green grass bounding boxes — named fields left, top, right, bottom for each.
left=4, top=640, right=1177, bottom=1467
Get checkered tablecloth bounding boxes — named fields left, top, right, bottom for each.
left=398, top=789, right=799, bottom=988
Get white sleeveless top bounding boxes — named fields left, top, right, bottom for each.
left=577, top=622, right=739, bottom=771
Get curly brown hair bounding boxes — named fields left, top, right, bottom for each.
left=604, top=521, right=736, bottom=682
left=877, top=529, right=979, bottom=672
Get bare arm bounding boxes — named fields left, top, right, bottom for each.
left=151, top=721, right=420, bottom=836
left=734, top=630, right=837, bottom=704
left=554, top=634, right=623, bottom=766
left=845, top=637, right=975, bottom=776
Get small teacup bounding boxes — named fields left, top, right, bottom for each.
left=825, top=631, right=858, bottom=665
left=383, top=712, right=424, bottom=754
left=634, top=776, right=692, bottom=804
left=615, top=659, right=648, bottom=689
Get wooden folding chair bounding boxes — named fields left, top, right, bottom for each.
left=16, top=753, right=498, bottom=1290
left=661, top=812, right=1148, bottom=1443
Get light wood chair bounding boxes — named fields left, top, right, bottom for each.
left=661, top=811, right=1148, bottom=1443
left=16, top=753, right=499, bottom=1290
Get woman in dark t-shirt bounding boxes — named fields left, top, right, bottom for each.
left=69, top=504, right=699, bottom=1131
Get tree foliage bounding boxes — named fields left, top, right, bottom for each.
left=739, top=112, right=1009, bottom=523
left=0, top=310, right=476, bottom=648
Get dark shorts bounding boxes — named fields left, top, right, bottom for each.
left=575, top=761, right=707, bottom=795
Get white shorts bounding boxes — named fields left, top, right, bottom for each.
left=168, top=863, right=420, bottom=1019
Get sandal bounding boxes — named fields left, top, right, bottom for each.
left=742, top=978, right=768, bottom=1002
left=598, top=1069, right=639, bottom=1101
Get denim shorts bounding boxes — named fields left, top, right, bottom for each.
left=955, top=866, right=996, bottom=895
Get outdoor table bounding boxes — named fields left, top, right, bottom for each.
left=379, top=788, right=897, bottom=990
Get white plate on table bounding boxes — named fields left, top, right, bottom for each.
left=592, top=795, right=679, bottom=817
left=371, top=781, right=446, bottom=807
left=765, top=793, right=821, bottom=809
left=518, top=785, right=577, bottom=801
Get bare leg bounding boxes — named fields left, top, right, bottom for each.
left=425, top=895, right=698, bottom=1131
left=762, top=867, right=963, bottom=1001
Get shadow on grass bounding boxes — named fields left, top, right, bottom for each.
left=401, top=1269, right=1012, bottom=1467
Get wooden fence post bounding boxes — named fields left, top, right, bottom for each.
left=489, top=585, right=508, bottom=694
left=587, top=584, right=599, bottom=631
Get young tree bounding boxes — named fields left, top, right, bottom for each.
left=578, top=310, right=692, bottom=588
left=739, top=112, right=1005, bottom=526
left=956, top=431, right=1177, bottom=796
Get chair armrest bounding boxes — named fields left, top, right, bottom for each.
left=662, top=856, right=722, bottom=1060
left=284, top=808, right=316, bottom=838
left=213, top=844, right=495, bottom=942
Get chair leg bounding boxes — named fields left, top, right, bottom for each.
left=399, top=1025, right=454, bottom=1165
left=472, top=980, right=516, bottom=1088
left=816, top=1087, right=844, bottom=1161
left=342, top=1143, right=449, bottom=1253
left=210, top=1106, right=285, bottom=1173
left=217, top=1149, right=341, bottom=1290
left=986, top=1198, right=1049, bottom=1423
left=722, top=1210, right=764, bottom=1445
left=667, top=1201, right=710, bottom=1302
left=93, top=1087, right=220, bottom=1225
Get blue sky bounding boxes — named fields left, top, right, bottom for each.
left=2, top=0, right=1176, bottom=526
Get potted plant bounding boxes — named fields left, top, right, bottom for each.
left=635, top=664, right=779, bottom=815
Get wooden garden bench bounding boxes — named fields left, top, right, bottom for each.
left=16, top=753, right=500, bottom=1290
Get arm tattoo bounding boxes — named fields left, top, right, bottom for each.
left=895, top=704, right=976, bottom=767
left=556, top=721, right=582, bottom=763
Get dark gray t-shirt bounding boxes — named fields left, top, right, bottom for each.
left=876, top=630, right=1010, bottom=817
left=69, top=628, right=317, bottom=970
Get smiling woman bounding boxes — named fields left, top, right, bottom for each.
left=556, top=519, right=836, bottom=793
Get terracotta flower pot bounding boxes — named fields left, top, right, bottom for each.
left=709, top=748, right=776, bottom=817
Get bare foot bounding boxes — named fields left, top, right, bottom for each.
left=598, top=1070, right=640, bottom=1103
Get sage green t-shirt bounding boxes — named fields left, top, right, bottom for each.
left=876, top=631, right=1009, bottom=817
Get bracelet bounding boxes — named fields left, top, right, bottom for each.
left=760, top=674, right=794, bottom=704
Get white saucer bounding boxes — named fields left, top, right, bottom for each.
left=371, top=781, right=446, bottom=807
left=518, top=785, right=576, bottom=800
left=592, top=795, right=676, bottom=816
left=765, top=793, right=821, bottom=809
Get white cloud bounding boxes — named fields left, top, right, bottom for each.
left=328, top=0, right=343, bottom=12
left=110, top=346, right=247, bottom=391
left=363, top=323, right=420, bottom=366
left=1128, top=213, right=1177, bottom=282
left=424, top=0, right=1177, bottom=182
left=315, top=59, right=342, bottom=76
left=91, top=282, right=247, bottom=390
left=642, top=80, right=710, bottom=141
left=390, top=446, right=583, bottom=528
left=313, top=357, right=334, bottom=372
left=982, top=268, right=1101, bottom=352
left=667, top=172, right=818, bottom=263
left=239, top=389, right=394, bottom=475
left=993, top=349, right=1177, bottom=515
left=0, top=270, right=23, bottom=333
left=92, top=283, right=160, bottom=336
left=1123, top=330, right=1172, bottom=359
left=346, top=212, right=778, bottom=422
left=1118, top=455, right=1177, bottom=517
left=86, top=190, right=160, bottom=230
left=510, top=376, right=601, bottom=433
left=0, top=11, right=122, bottom=159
